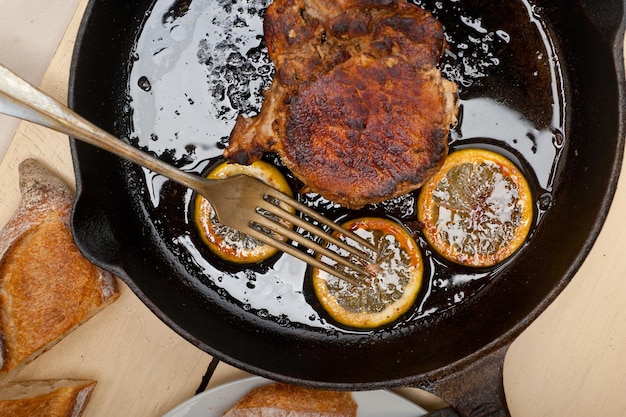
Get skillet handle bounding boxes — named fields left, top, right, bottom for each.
left=420, top=343, right=511, bottom=417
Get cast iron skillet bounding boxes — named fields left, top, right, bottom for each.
left=69, top=0, right=626, bottom=415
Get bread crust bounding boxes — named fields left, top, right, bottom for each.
left=0, top=159, right=119, bottom=382
left=222, top=382, right=357, bottom=417
left=0, top=379, right=96, bottom=417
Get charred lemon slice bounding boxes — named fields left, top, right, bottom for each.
left=312, top=217, right=423, bottom=329
left=417, top=148, right=533, bottom=268
left=194, top=161, right=293, bottom=264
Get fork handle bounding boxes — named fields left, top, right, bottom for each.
left=0, top=63, right=210, bottom=193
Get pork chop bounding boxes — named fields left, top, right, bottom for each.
left=224, top=0, right=458, bottom=209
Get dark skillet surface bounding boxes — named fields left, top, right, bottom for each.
left=69, top=0, right=625, bottom=389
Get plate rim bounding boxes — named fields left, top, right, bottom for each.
left=161, top=375, right=428, bottom=417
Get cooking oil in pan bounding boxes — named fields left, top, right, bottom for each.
left=127, top=0, right=566, bottom=332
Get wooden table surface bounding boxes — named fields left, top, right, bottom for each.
left=1, top=1, right=626, bottom=416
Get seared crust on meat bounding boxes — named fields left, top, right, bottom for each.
left=284, top=57, right=451, bottom=204
left=225, top=0, right=458, bottom=209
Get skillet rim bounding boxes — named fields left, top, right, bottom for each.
left=67, top=0, right=626, bottom=390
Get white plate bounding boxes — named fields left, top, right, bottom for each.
left=162, top=376, right=427, bottom=417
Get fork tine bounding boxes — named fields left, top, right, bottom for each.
left=242, top=220, right=361, bottom=286
left=201, top=174, right=377, bottom=284
left=261, top=186, right=379, bottom=254
left=250, top=208, right=371, bottom=277
left=257, top=198, right=374, bottom=264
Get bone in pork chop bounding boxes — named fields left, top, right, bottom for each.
left=224, top=0, right=458, bottom=209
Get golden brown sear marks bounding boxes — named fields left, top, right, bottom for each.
left=224, top=0, right=458, bottom=209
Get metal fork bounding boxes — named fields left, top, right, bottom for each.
left=0, top=64, right=376, bottom=284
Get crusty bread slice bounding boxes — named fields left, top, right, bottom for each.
left=0, top=379, right=96, bottom=417
left=222, top=382, right=357, bottom=417
left=0, top=159, right=119, bottom=382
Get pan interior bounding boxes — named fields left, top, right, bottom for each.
left=127, top=0, right=563, bottom=331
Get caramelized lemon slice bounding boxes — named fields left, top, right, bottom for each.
left=194, top=161, right=294, bottom=264
left=312, top=217, right=423, bottom=329
left=417, top=148, right=533, bottom=267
